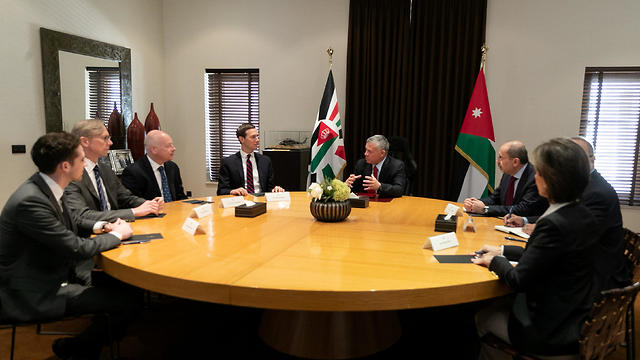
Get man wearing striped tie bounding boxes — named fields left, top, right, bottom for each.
left=345, top=135, right=406, bottom=198
left=217, top=123, right=285, bottom=196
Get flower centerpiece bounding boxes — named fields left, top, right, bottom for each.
left=308, top=178, right=352, bottom=222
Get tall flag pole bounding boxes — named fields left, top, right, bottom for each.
left=308, top=48, right=346, bottom=185
left=455, top=44, right=496, bottom=201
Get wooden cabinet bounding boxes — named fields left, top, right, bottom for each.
left=263, top=148, right=310, bottom=191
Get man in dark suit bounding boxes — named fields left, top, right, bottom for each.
left=122, top=130, right=187, bottom=202
left=0, top=132, right=135, bottom=359
left=506, top=137, right=629, bottom=290
left=345, top=135, right=406, bottom=198
left=217, top=123, right=285, bottom=195
left=64, top=119, right=163, bottom=223
left=464, top=140, right=548, bottom=216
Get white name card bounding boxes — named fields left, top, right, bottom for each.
left=443, top=204, right=461, bottom=220
left=182, top=217, right=205, bottom=235
left=422, top=232, right=459, bottom=251
left=220, top=196, right=246, bottom=208
left=265, top=192, right=291, bottom=202
left=190, top=204, right=213, bottom=219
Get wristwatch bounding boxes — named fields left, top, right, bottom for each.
left=483, top=206, right=489, bottom=215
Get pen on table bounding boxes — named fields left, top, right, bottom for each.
left=507, top=206, right=513, bottom=220
left=505, top=236, right=527, bottom=243
left=123, top=239, right=151, bottom=245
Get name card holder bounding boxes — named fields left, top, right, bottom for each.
left=182, top=217, right=206, bottom=235
left=190, top=204, right=213, bottom=219
left=265, top=192, right=291, bottom=202
left=220, top=196, right=246, bottom=208
left=443, top=203, right=462, bottom=220
left=422, top=232, right=459, bottom=251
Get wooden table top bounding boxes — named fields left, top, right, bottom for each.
left=99, top=192, right=513, bottom=311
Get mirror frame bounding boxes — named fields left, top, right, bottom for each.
left=40, top=27, right=131, bottom=132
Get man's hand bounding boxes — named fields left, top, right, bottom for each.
left=363, top=175, right=381, bottom=192
left=344, top=174, right=361, bottom=188
left=463, top=197, right=486, bottom=213
left=132, top=200, right=161, bottom=217
left=505, top=215, right=524, bottom=227
left=523, top=224, right=535, bottom=235
left=109, top=219, right=133, bottom=240
left=152, top=197, right=165, bottom=211
left=272, top=186, right=285, bottom=193
left=470, top=244, right=501, bottom=267
left=230, top=187, right=248, bottom=196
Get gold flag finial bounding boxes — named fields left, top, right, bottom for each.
left=327, top=47, right=334, bottom=69
left=480, top=44, right=488, bottom=70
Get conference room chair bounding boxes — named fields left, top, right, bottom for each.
left=480, top=282, right=640, bottom=360
left=388, top=136, right=418, bottom=195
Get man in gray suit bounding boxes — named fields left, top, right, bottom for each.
left=0, top=132, right=134, bottom=359
left=64, top=119, right=163, bottom=223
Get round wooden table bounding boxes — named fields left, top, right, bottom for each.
left=99, top=192, right=514, bottom=358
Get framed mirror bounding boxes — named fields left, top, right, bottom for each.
left=40, top=27, right=131, bottom=133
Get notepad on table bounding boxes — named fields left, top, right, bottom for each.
left=494, top=225, right=530, bottom=239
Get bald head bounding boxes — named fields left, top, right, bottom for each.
left=571, top=137, right=595, bottom=170
left=145, top=130, right=175, bottom=164
left=497, top=140, right=528, bottom=176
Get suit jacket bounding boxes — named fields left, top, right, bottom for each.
left=64, top=162, right=145, bottom=222
left=351, top=156, right=406, bottom=198
left=480, top=163, right=548, bottom=216
left=121, top=156, right=187, bottom=201
left=216, top=152, right=276, bottom=195
left=0, top=173, right=120, bottom=323
left=490, top=202, right=598, bottom=355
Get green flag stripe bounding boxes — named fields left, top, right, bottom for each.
left=455, top=133, right=496, bottom=193
left=310, top=137, right=337, bottom=171
left=322, top=164, right=335, bottom=179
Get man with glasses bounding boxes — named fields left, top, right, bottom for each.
left=64, top=119, right=163, bottom=284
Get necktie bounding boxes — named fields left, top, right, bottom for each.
left=369, top=165, right=379, bottom=194
left=246, top=154, right=255, bottom=194
left=93, top=165, right=108, bottom=211
left=505, top=176, right=516, bottom=206
left=158, top=166, right=173, bottom=202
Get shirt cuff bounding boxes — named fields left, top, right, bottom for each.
left=523, top=217, right=529, bottom=225
left=500, top=245, right=504, bottom=256
left=109, top=231, right=123, bottom=241
left=93, top=221, right=108, bottom=234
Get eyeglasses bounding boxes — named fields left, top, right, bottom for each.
left=95, top=135, right=111, bottom=141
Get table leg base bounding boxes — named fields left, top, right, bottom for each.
left=258, top=310, right=402, bottom=359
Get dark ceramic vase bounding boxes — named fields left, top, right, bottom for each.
left=310, top=200, right=351, bottom=222
left=108, top=102, right=125, bottom=149
left=144, top=102, right=160, bottom=133
left=127, top=112, right=145, bottom=160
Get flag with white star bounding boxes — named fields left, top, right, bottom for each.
left=455, top=68, right=496, bottom=200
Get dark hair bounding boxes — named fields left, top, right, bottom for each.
left=506, top=142, right=529, bottom=164
left=236, top=123, right=256, bottom=138
left=31, top=132, right=81, bottom=174
left=532, top=137, right=590, bottom=203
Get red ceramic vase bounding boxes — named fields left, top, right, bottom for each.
left=108, top=102, right=125, bottom=149
left=127, top=112, right=146, bottom=160
left=144, top=102, right=160, bottom=133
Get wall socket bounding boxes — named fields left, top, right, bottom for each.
left=12, top=145, right=26, bottom=154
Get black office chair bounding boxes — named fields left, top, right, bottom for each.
left=388, top=136, right=418, bottom=196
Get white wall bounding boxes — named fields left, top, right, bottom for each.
left=486, top=0, right=640, bottom=231
left=0, top=0, right=165, bottom=206
left=162, top=0, right=349, bottom=197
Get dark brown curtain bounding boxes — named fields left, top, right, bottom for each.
left=345, top=0, right=487, bottom=199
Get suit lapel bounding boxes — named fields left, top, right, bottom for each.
left=141, top=156, right=162, bottom=196
left=31, top=173, right=65, bottom=225
left=81, top=169, right=99, bottom=201
left=235, top=152, right=245, bottom=185
left=513, top=164, right=530, bottom=202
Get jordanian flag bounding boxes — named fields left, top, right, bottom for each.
left=308, top=70, right=346, bottom=185
left=455, top=68, right=495, bottom=201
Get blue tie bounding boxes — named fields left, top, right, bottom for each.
left=158, top=166, right=173, bottom=202
left=93, top=165, right=108, bottom=211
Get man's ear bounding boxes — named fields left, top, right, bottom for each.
left=79, top=136, right=90, bottom=147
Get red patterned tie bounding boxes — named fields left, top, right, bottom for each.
left=505, top=176, right=516, bottom=206
left=369, top=165, right=378, bottom=194
left=246, top=154, right=254, bottom=194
